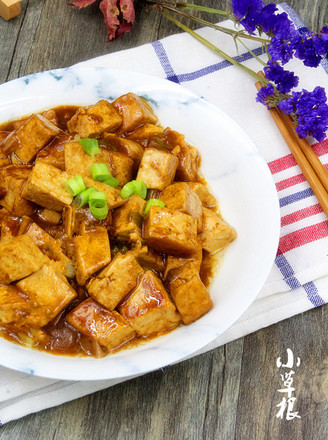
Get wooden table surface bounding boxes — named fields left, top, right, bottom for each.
left=0, top=1, right=328, bottom=439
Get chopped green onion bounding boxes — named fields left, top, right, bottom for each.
left=120, top=180, right=147, bottom=199
left=90, top=163, right=119, bottom=188
left=104, top=175, right=119, bottom=188
left=133, top=180, right=147, bottom=199
left=79, top=138, right=100, bottom=157
left=65, top=175, right=86, bottom=196
left=144, top=199, right=165, bottom=215
left=89, top=191, right=108, bottom=220
left=72, top=187, right=97, bottom=209
left=120, top=181, right=136, bottom=199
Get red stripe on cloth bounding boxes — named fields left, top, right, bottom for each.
left=277, top=220, right=328, bottom=254
left=280, top=203, right=323, bottom=227
left=275, top=173, right=306, bottom=191
left=268, top=139, right=328, bottom=175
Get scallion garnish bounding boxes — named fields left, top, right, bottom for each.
left=90, top=163, right=119, bottom=188
left=65, top=175, right=86, bottom=196
left=79, top=138, right=100, bottom=157
left=72, top=187, right=97, bottom=209
left=144, top=199, right=165, bottom=215
left=89, top=190, right=108, bottom=220
left=120, top=180, right=147, bottom=199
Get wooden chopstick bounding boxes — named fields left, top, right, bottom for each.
left=255, top=77, right=328, bottom=218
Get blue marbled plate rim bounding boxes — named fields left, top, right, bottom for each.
left=0, top=67, right=280, bottom=380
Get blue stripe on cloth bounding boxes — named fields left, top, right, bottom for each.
left=275, top=254, right=325, bottom=306
left=151, top=41, right=180, bottom=83
left=279, top=187, right=313, bottom=208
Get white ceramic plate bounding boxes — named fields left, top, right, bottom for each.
left=0, top=67, right=280, bottom=380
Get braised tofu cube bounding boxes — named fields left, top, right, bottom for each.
left=65, top=141, right=133, bottom=187
left=130, top=244, right=165, bottom=273
left=147, top=128, right=186, bottom=152
left=143, top=206, right=198, bottom=256
left=21, top=162, right=73, bottom=211
left=112, top=194, right=146, bottom=242
left=25, top=222, right=74, bottom=278
left=16, top=263, right=77, bottom=327
left=164, top=242, right=202, bottom=281
left=113, top=93, right=158, bottom=134
left=102, top=134, right=144, bottom=171
left=0, top=285, right=32, bottom=325
left=0, top=165, right=35, bottom=217
left=118, top=271, right=180, bottom=336
left=36, top=133, right=69, bottom=171
left=199, top=207, right=237, bottom=254
left=169, top=265, right=213, bottom=324
left=87, top=252, right=144, bottom=310
left=136, top=148, right=178, bottom=190
left=73, top=226, right=111, bottom=285
left=67, top=100, right=122, bottom=137
left=37, top=208, right=62, bottom=225
left=127, top=124, right=164, bottom=147
left=160, top=182, right=203, bottom=232
left=172, top=143, right=200, bottom=181
left=83, top=176, right=125, bottom=209
left=0, top=234, right=49, bottom=284
left=66, top=298, right=135, bottom=350
left=187, top=182, right=218, bottom=208
left=1, top=114, right=60, bottom=163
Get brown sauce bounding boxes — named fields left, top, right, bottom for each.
left=0, top=104, right=221, bottom=358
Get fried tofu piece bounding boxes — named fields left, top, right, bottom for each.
left=160, top=182, right=203, bottom=232
left=126, top=124, right=164, bottom=147
left=1, top=114, right=60, bottom=163
left=67, top=100, right=122, bottom=138
left=147, top=127, right=186, bottom=152
left=66, top=298, right=135, bottom=350
left=37, top=208, right=62, bottom=225
left=187, top=182, right=218, bottom=209
left=73, top=226, right=111, bottom=285
left=143, top=206, right=198, bottom=256
left=83, top=176, right=125, bottom=210
left=113, top=93, right=158, bottom=134
left=87, top=252, right=144, bottom=310
left=169, top=265, right=213, bottom=324
left=136, top=148, right=178, bottom=190
left=0, top=285, right=32, bottom=325
left=0, top=234, right=49, bottom=284
left=21, top=162, right=73, bottom=211
left=112, top=194, right=146, bottom=242
left=199, top=208, right=236, bottom=254
left=0, top=158, right=10, bottom=168
left=35, top=133, right=70, bottom=171
left=118, top=271, right=180, bottom=336
left=172, top=143, right=200, bottom=181
left=65, top=141, right=133, bottom=187
left=0, top=165, right=35, bottom=217
left=164, top=242, right=202, bottom=281
left=25, top=222, right=74, bottom=278
left=16, top=263, right=77, bottom=327
left=102, top=133, right=144, bottom=170
left=130, top=244, right=165, bottom=273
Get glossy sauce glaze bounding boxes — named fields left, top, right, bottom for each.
left=0, top=104, right=221, bottom=358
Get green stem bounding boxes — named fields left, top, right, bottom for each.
left=160, top=10, right=269, bottom=85
left=236, top=37, right=267, bottom=67
left=176, top=2, right=231, bottom=17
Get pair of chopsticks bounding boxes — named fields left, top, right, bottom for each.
left=255, top=73, right=328, bottom=218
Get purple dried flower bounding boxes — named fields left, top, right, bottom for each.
left=278, top=87, right=328, bottom=142
left=268, top=36, right=294, bottom=65
left=264, top=61, right=299, bottom=94
left=231, top=0, right=264, bottom=34
left=256, top=83, right=275, bottom=106
left=259, top=4, right=293, bottom=39
left=293, top=31, right=323, bottom=68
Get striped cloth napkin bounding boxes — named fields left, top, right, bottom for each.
left=1, top=3, right=328, bottom=425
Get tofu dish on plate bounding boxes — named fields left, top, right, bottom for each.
left=0, top=93, right=236, bottom=358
